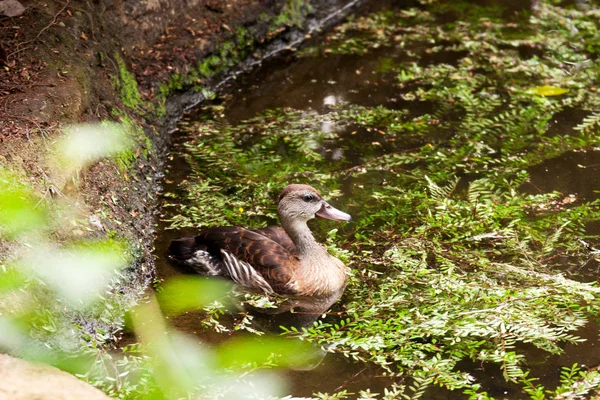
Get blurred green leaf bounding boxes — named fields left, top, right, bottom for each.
left=153, top=331, right=215, bottom=394
left=526, top=85, right=569, bottom=96
left=131, top=296, right=216, bottom=397
left=157, top=276, right=230, bottom=315
left=0, top=317, right=26, bottom=353
left=0, top=317, right=93, bottom=375
left=0, top=169, right=46, bottom=238
left=54, top=123, right=133, bottom=173
left=26, top=349, right=95, bottom=376
left=23, top=240, right=128, bottom=308
left=215, top=336, right=317, bottom=370
left=131, top=296, right=285, bottom=399
left=0, top=266, right=27, bottom=294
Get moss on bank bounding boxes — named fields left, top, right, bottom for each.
left=272, top=0, right=314, bottom=29
left=155, top=0, right=314, bottom=111
left=114, top=53, right=143, bottom=111
left=155, top=26, right=258, bottom=106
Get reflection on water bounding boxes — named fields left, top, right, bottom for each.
left=224, top=49, right=410, bottom=125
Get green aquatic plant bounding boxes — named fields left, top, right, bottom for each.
left=168, top=105, right=600, bottom=398
left=165, top=107, right=345, bottom=230
left=164, top=0, right=600, bottom=398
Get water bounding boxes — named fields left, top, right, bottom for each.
left=524, top=150, right=600, bottom=202
left=154, top=0, right=600, bottom=397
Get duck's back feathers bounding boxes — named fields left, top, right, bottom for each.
left=168, top=226, right=299, bottom=294
left=251, top=226, right=296, bottom=254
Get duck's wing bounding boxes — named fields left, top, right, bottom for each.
left=251, top=226, right=296, bottom=254
left=193, top=226, right=299, bottom=295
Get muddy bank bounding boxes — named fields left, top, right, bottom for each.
left=0, top=0, right=366, bottom=347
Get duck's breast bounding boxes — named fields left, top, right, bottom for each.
left=292, top=252, right=348, bottom=298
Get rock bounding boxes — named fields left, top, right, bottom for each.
left=0, top=354, right=110, bottom=400
left=0, top=0, right=25, bottom=17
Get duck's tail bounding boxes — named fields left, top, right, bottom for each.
left=167, top=236, right=222, bottom=276
left=167, top=236, right=197, bottom=264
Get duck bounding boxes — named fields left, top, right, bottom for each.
left=168, top=184, right=352, bottom=314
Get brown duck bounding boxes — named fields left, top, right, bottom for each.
left=168, top=184, right=352, bottom=313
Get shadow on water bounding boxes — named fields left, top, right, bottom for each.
left=152, top=0, right=600, bottom=397
left=522, top=150, right=600, bottom=202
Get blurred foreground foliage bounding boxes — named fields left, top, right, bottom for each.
left=0, top=124, right=316, bottom=399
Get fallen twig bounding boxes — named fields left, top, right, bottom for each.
left=13, top=0, right=70, bottom=51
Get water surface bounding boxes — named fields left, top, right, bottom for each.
left=156, top=0, right=600, bottom=397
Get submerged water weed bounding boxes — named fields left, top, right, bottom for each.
left=165, top=107, right=346, bottom=230
left=165, top=0, right=600, bottom=398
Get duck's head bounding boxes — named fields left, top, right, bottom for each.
left=277, top=184, right=352, bottom=223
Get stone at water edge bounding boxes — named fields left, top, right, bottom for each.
left=0, top=354, right=110, bottom=400
left=0, top=0, right=25, bottom=17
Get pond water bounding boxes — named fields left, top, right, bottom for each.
left=155, top=0, right=600, bottom=398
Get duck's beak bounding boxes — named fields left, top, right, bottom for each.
left=316, top=201, right=352, bottom=222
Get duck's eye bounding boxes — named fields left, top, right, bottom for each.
left=303, top=193, right=315, bottom=202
